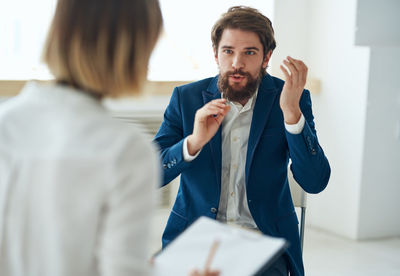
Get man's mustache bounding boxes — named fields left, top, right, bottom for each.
left=226, top=70, right=251, bottom=77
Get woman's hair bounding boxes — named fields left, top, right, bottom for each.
left=43, top=0, right=163, bottom=98
left=211, top=6, right=276, bottom=58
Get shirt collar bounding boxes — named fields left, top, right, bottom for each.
left=224, top=88, right=259, bottom=113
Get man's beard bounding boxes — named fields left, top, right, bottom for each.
left=218, top=68, right=264, bottom=103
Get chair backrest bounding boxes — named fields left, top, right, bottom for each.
left=288, top=166, right=307, bottom=251
left=288, top=168, right=307, bottom=208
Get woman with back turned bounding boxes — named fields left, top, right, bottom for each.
left=0, top=1, right=162, bottom=275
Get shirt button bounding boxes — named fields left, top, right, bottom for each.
left=232, top=164, right=238, bottom=170
left=232, top=136, right=238, bottom=142
left=230, top=192, right=235, bottom=197
left=211, top=207, right=217, bottom=214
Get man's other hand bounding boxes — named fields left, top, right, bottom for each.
left=187, top=99, right=230, bottom=155
left=189, top=268, right=220, bottom=276
left=279, top=56, right=307, bottom=124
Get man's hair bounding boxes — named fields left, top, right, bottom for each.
left=211, top=6, right=276, bottom=58
left=43, top=0, right=163, bottom=98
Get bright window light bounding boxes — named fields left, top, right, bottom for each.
left=0, top=0, right=273, bottom=81
left=0, top=0, right=57, bottom=80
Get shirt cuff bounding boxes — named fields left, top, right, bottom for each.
left=285, top=114, right=305, bottom=134
left=183, top=137, right=201, bottom=162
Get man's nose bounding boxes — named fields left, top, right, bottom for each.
left=232, top=54, right=244, bottom=70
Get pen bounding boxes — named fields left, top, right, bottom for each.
left=204, top=239, right=220, bottom=271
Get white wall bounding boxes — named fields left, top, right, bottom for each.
left=305, top=0, right=372, bottom=239
left=355, top=0, right=400, bottom=47
left=272, top=0, right=370, bottom=239
left=269, top=0, right=309, bottom=73
left=358, top=47, right=400, bottom=238
left=355, top=0, right=400, bottom=239
left=272, top=0, right=400, bottom=239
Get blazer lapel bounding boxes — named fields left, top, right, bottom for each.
left=202, top=77, right=222, bottom=193
left=245, top=74, right=279, bottom=184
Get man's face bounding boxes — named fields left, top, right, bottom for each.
left=214, top=28, right=271, bottom=103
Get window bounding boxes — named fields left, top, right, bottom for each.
left=0, top=0, right=273, bottom=81
left=149, top=0, right=274, bottom=81
left=0, top=0, right=57, bottom=80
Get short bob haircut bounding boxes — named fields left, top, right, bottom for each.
left=43, top=0, right=163, bottom=98
left=211, top=6, right=276, bottom=59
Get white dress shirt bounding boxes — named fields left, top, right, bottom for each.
left=0, top=82, right=160, bottom=276
left=183, top=90, right=305, bottom=229
left=218, top=93, right=258, bottom=228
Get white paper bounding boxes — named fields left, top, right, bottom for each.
left=154, top=216, right=287, bottom=276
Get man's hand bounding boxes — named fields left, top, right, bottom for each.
left=187, top=99, right=230, bottom=155
left=189, top=269, right=220, bottom=276
left=279, top=56, right=308, bottom=124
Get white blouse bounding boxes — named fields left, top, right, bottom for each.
left=0, top=82, right=160, bottom=276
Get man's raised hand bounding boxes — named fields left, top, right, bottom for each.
left=187, top=99, right=230, bottom=155
left=279, top=56, right=308, bottom=124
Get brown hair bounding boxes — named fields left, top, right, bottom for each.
left=43, top=0, right=163, bottom=98
left=211, top=6, right=276, bottom=58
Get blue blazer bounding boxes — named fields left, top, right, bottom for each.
left=154, top=74, right=330, bottom=276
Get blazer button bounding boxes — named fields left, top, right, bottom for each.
left=211, top=207, right=217, bottom=214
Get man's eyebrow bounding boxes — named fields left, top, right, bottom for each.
left=244, top=47, right=260, bottom=51
left=220, top=46, right=261, bottom=51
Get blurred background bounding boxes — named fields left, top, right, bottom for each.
left=0, top=0, right=399, bottom=275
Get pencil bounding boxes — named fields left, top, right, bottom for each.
left=204, top=239, right=220, bottom=271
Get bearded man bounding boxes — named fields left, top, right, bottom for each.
left=154, top=6, right=330, bottom=276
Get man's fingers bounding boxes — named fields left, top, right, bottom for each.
left=204, top=99, right=228, bottom=110
left=283, top=58, right=298, bottom=74
left=300, top=63, right=308, bottom=86
left=287, top=56, right=308, bottom=86
left=213, top=106, right=230, bottom=123
left=199, top=103, right=222, bottom=114
left=189, top=269, right=200, bottom=276
left=287, top=56, right=302, bottom=70
left=206, top=100, right=230, bottom=112
left=210, top=106, right=230, bottom=123
left=283, top=59, right=299, bottom=85
left=205, top=106, right=224, bottom=113
left=210, top=98, right=227, bottom=105
left=195, top=98, right=230, bottom=125
left=197, top=104, right=229, bottom=123
left=189, top=269, right=220, bottom=276
left=280, top=65, right=291, bottom=84
left=209, top=102, right=228, bottom=110
left=205, top=106, right=228, bottom=117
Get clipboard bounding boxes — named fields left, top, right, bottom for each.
left=154, top=216, right=288, bottom=276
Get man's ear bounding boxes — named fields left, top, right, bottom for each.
left=262, top=50, right=273, bottom=69
left=213, top=47, right=219, bottom=65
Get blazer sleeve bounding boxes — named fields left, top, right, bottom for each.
left=154, top=87, right=193, bottom=186
left=285, top=89, right=331, bottom=194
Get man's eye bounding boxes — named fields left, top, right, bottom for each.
left=223, top=49, right=233, bottom=54
left=246, top=51, right=256, bottom=55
